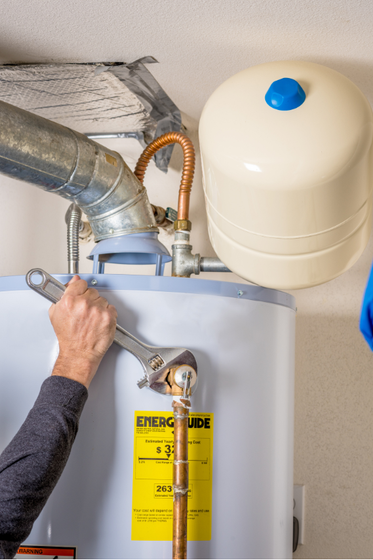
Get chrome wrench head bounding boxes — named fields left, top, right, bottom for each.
left=137, top=348, right=198, bottom=395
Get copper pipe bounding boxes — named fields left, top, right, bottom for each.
left=134, top=132, right=195, bottom=221
left=172, top=402, right=189, bottom=559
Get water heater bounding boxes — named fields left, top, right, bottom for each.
left=199, top=61, right=373, bottom=289
left=0, top=273, right=295, bottom=559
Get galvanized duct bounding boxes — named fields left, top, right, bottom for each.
left=0, top=100, right=157, bottom=241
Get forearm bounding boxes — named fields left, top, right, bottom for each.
left=0, top=376, right=87, bottom=559
left=52, top=353, right=100, bottom=389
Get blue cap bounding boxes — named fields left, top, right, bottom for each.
left=265, top=78, right=306, bottom=111
left=88, top=232, right=171, bottom=265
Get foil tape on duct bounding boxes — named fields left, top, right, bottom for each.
left=0, top=57, right=181, bottom=172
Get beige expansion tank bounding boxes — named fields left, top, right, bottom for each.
left=199, top=61, right=373, bottom=289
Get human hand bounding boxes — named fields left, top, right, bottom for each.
left=49, top=276, right=117, bottom=388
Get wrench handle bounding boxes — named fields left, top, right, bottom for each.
left=26, top=268, right=66, bottom=303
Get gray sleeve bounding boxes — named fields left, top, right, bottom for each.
left=0, top=376, right=88, bottom=559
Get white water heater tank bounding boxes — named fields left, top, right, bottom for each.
left=0, top=273, right=295, bottom=559
left=199, top=61, right=373, bottom=289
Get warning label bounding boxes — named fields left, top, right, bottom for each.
left=16, top=545, right=76, bottom=558
left=132, top=411, right=213, bottom=541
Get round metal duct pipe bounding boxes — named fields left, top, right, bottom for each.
left=199, top=61, right=373, bottom=289
left=0, top=100, right=157, bottom=241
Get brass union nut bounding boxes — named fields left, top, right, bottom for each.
left=174, top=219, right=192, bottom=231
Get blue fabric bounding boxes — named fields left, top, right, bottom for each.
left=360, top=262, right=373, bottom=350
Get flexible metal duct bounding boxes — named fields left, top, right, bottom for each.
left=0, top=100, right=157, bottom=241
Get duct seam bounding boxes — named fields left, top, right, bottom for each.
left=78, top=151, right=125, bottom=210
left=87, top=189, right=153, bottom=222
left=52, top=130, right=80, bottom=195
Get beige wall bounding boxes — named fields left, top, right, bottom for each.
left=291, top=235, right=373, bottom=558
left=1, top=117, right=373, bottom=558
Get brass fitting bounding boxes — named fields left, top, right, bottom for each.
left=174, top=219, right=192, bottom=232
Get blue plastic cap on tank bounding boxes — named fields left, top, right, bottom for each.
left=265, top=78, right=306, bottom=111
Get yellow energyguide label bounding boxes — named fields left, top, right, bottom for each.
left=132, top=411, right=213, bottom=541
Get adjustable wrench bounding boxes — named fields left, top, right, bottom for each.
left=26, top=269, right=197, bottom=395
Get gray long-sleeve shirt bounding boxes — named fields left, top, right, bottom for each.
left=0, top=376, right=88, bottom=559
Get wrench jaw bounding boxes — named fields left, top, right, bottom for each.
left=137, top=368, right=172, bottom=395
left=137, top=349, right=198, bottom=396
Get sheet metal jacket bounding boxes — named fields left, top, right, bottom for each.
left=0, top=100, right=157, bottom=240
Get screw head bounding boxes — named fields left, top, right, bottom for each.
left=91, top=279, right=98, bottom=286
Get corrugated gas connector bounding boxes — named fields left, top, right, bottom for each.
left=65, top=203, right=82, bottom=274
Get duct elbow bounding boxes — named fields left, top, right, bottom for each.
left=0, top=99, right=157, bottom=241
left=69, top=136, right=158, bottom=241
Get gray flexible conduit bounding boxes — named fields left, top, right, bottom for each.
left=66, top=203, right=82, bottom=274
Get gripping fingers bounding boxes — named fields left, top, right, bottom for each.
left=84, top=287, right=101, bottom=302
left=92, top=295, right=111, bottom=309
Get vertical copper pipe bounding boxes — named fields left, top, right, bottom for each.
left=172, top=403, right=189, bottom=559
left=134, top=132, right=195, bottom=221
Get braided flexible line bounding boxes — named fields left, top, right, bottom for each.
left=134, top=132, right=195, bottom=221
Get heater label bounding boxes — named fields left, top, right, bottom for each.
left=15, top=546, right=76, bottom=558
left=131, top=411, right=213, bottom=541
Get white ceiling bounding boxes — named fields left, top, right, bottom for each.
left=2, top=0, right=373, bottom=122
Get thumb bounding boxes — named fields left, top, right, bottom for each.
left=49, top=275, right=81, bottom=320
left=65, top=275, right=80, bottom=287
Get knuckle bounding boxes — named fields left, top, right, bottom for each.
left=100, top=308, right=116, bottom=329
left=67, top=279, right=87, bottom=295
left=81, top=298, right=90, bottom=311
left=102, top=309, right=112, bottom=322
left=62, top=293, right=75, bottom=309
left=88, top=288, right=99, bottom=299
left=78, top=279, right=88, bottom=291
left=108, top=304, right=118, bottom=318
